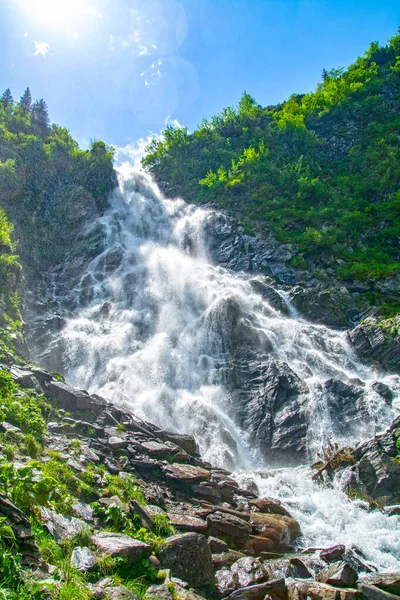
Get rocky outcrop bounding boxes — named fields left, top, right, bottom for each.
left=348, top=317, right=400, bottom=374
left=158, top=532, right=214, bottom=587
left=341, top=416, right=400, bottom=505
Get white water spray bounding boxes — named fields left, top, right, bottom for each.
left=34, top=165, right=400, bottom=569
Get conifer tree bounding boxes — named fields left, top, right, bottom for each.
left=31, top=98, right=50, bottom=135
left=19, top=87, right=32, bottom=112
left=0, top=88, right=14, bottom=107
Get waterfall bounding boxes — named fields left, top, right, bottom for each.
left=30, top=165, right=400, bottom=569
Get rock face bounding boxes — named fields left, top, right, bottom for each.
left=348, top=317, right=400, bottom=374
left=343, top=416, right=400, bottom=505
left=158, top=532, right=214, bottom=587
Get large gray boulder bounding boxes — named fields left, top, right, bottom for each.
left=71, top=546, right=97, bottom=571
left=93, top=532, right=151, bottom=563
left=158, top=532, right=214, bottom=587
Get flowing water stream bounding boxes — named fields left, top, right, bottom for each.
left=32, top=165, right=400, bottom=570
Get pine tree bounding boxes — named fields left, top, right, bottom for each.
left=31, top=98, right=50, bottom=135
left=0, top=88, right=14, bottom=107
left=19, top=87, right=32, bottom=112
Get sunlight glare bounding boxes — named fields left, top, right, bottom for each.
left=16, top=0, right=98, bottom=34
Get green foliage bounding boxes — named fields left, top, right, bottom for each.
left=103, top=473, right=146, bottom=505
left=143, top=32, right=400, bottom=297
left=0, top=370, right=48, bottom=437
left=0, top=89, right=116, bottom=273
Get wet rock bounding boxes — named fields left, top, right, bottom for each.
left=320, top=545, right=346, bottom=564
left=71, top=546, right=97, bottom=571
left=249, top=280, right=290, bottom=315
left=162, top=463, right=211, bottom=483
left=230, top=556, right=270, bottom=588
left=357, top=584, right=400, bottom=600
left=344, top=419, right=400, bottom=505
left=290, top=286, right=358, bottom=329
left=317, top=561, right=358, bottom=588
left=232, top=360, right=309, bottom=465
left=371, top=382, right=394, bottom=405
left=249, top=497, right=292, bottom=518
left=155, top=430, right=199, bottom=456
left=348, top=317, right=400, bottom=374
left=288, top=579, right=362, bottom=600
left=158, top=532, right=214, bottom=587
left=208, top=536, right=229, bottom=553
left=167, top=513, right=208, bottom=533
left=41, top=508, right=87, bottom=542
left=226, top=578, right=286, bottom=600
left=249, top=513, right=300, bottom=551
left=93, top=532, right=151, bottom=563
left=207, top=511, right=252, bottom=547
left=212, top=551, right=247, bottom=570
left=285, top=558, right=313, bottom=579
left=358, top=574, right=400, bottom=596
left=323, top=379, right=363, bottom=434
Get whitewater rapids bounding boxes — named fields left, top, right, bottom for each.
left=36, top=165, right=400, bottom=570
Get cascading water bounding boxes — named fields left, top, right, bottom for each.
left=30, top=165, right=400, bottom=570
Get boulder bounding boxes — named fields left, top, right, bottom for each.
left=215, top=568, right=239, bottom=597
left=129, top=499, right=154, bottom=530
left=358, top=584, right=400, bottom=600
left=358, top=574, right=400, bottom=596
left=162, top=463, right=211, bottom=483
left=208, top=536, right=229, bottom=553
left=230, top=557, right=270, bottom=588
left=226, top=578, right=286, bottom=600
left=249, top=497, right=292, bottom=518
left=249, top=513, right=300, bottom=551
left=167, top=513, right=208, bottom=534
left=320, top=545, right=346, bottom=564
left=207, top=511, right=252, bottom=547
left=41, top=508, right=87, bottom=542
left=93, top=532, right=151, bottom=563
left=212, top=551, right=247, bottom=570
left=71, top=546, right=97, bottom=571
left=158, top=532, right=214, bottom=587
left=288, top=579, right=362, bottom=600
left=317, top=561, right=358, bottom=588
left=285, top=558, right=313, bottom=579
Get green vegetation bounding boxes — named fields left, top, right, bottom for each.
left=0, top=370, right=176, bottom=599
left=0, top=87, right=116, bottom=271
left=143, top=32, right=400, bottom=294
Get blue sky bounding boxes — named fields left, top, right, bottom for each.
left=0, top=0, right=399, bottom=150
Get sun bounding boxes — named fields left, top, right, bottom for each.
left=15, top=0, right=100, bottom=35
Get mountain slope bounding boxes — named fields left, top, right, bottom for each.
left=143, top=32, right=400, bottom=317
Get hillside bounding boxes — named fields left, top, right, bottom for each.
left=143, top=32, right=400, bottom=317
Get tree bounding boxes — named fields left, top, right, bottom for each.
left=322, top=68, right=329, bottom=81
left=31, top=98, right=50, bottom=135
left=19, top=87, right=32, bottom=112
left=0, top=88, right=14, bottom=107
